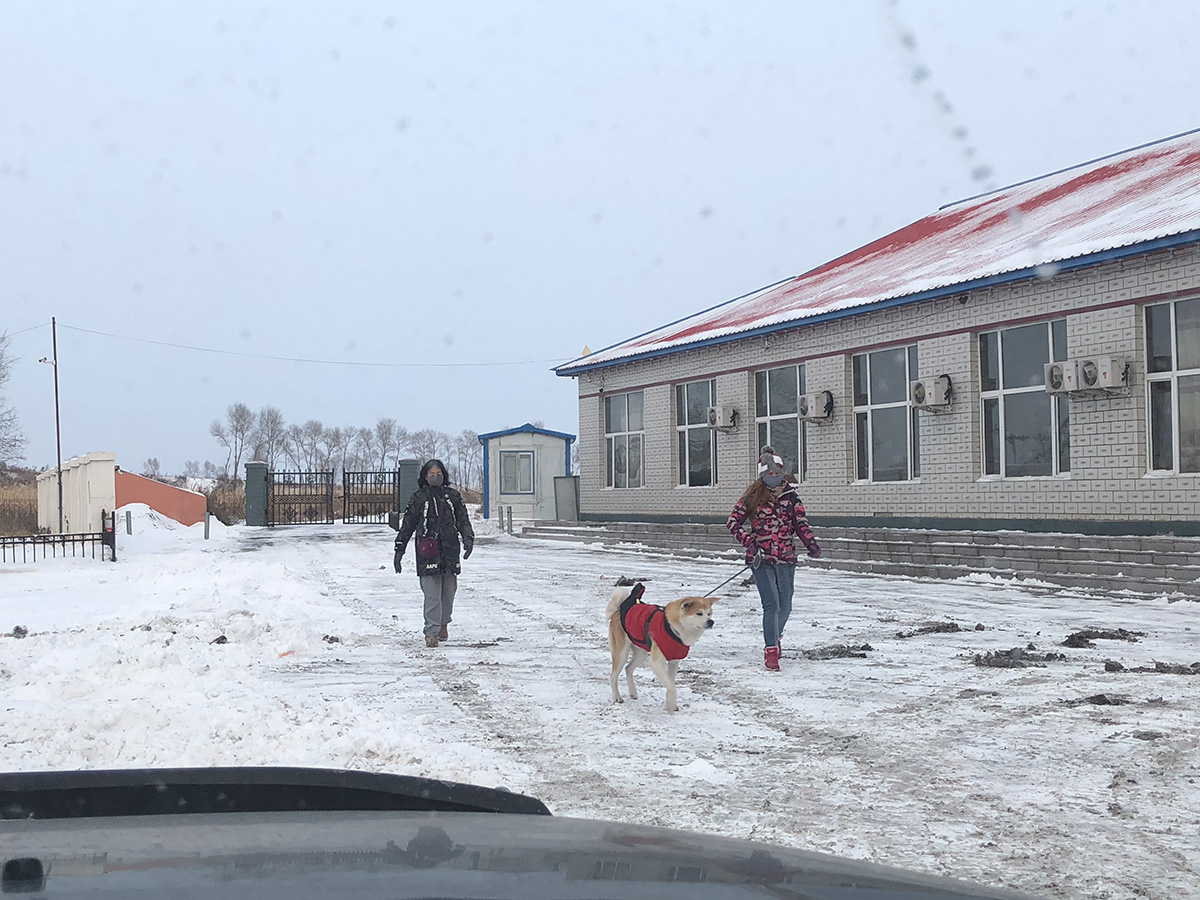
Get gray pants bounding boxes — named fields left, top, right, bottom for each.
left=419, top=572, right=457, bottom=636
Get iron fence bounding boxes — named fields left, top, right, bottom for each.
left=268, top=471, right=335, bottom=526
left=342, top=470, right=401, bottom=524
left=0, top=511, right=117, bottom=563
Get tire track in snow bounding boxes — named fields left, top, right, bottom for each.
left=301, top=548, right=617, bottom=806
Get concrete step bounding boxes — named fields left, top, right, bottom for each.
left=518, top=523, right=1200, bottom=599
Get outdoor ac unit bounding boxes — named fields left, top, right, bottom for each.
left=1044, top=360, right=1079, bottom=394
left=910, top=374, right=952, bottom=409
left=798, top=390, right=834, bottom=421
left=706, top=405, right=737, bottom=429
left=1077, top=356, right=1129, bottom=390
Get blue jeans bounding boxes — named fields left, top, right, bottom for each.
left=752, top=563, right=795, bottom=648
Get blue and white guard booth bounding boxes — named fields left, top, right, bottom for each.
left=478, top=424, right=576, bottom=521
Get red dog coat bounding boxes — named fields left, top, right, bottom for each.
left=617, top=583, right=690, bottom=661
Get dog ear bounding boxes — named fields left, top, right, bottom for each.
left=707, top=597, right=719, bottom=604
left=681, top=600, right=694, bottom=611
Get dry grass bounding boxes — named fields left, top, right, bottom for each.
left=0, top=482, right=39, bottom=537
left=203, top=481, right=246, bottom=526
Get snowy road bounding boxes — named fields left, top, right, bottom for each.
left=2, top=508, right=1198, bottom=900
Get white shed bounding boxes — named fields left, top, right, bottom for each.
left=478, top=424, right=576, bottom=521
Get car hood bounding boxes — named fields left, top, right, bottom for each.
left=1, top=809, right=1048, bottom=899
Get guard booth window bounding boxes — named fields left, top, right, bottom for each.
left=500, top=451, right=534, bottom=494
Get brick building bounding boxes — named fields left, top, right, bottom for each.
left=555, top=129, right=1200, bottom=536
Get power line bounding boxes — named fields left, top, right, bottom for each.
left=3, top=321, right=49, bottom=338
left=56, top=322, right=571, bottom=369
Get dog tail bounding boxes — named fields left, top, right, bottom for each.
left=606, top=585, right=632, bottom=622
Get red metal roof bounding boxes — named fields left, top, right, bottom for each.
left=558, top=129, right=1200, bottom=374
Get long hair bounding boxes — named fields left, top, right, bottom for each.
left=738, top=473, right=797, bottom=516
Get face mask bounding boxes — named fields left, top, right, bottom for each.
left=762, top=474, right=784, bottom=488
left=427, top=472, right=444, bottom=487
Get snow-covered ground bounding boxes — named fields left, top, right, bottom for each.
left=2, top=505, right=1197, bottom=900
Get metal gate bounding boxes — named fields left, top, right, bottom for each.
left=342, top=470, right=401, bottom=524
left=268, top=471, right=334, bottom=525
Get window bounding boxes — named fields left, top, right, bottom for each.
left=1146, top=298, right=1200, bottom=473
left=591, top=861, right=631, bottom=880
left=979, top=320, right=1069, bottom=477
left=676, top=379, right=717, bottom=486
left=755, top=364, right=807, bottom=480
left=604, top=392, right=644, bottom=488
left=853, top=346, right=919, bottom=481
left=499, top=451, right=533, bottom=493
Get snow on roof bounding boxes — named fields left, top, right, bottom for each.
left=557, top=129, right=1200, bottom=375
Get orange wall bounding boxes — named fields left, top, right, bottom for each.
left=115, top=471, right=207, bottom=527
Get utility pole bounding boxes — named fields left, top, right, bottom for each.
left=39, top=317, right=63, bottom=533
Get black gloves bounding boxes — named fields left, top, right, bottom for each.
left=463, top=542, right=473, bottom=560
left=393, top=547, right=403, bottom=573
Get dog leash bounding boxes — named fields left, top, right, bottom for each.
left=701, top=564, right=750, bottom=598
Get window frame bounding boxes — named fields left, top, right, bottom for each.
left=1145, top=298, right=1200, bottom=474
left=604, top=391, right=645, bottom=489
left=498, top=450, right=534, bottom=494
left=978, top=319, right=1070, bottom=479
left=675, top=378, right=718, bottom=487
left=852, top=345, right=920, bottom=482
left=754, top=363, right=808, bottom=481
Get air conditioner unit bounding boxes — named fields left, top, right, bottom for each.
left=1077, top=356, right=1129, bottom=391
left=910, top=374, right=952, bottom=409
left=1044, top=360, right=1079, bottom=394
left=706, top=405, right=737, bottom=429
left=798, top=390, right=833, bottom=421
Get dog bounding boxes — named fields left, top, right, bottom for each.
left=606, top=582, right=716, bottom=711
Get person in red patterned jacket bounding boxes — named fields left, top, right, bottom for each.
left=726, top=447, right=822, bottom=671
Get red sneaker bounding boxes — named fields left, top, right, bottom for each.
left=764, top=646, right=781, bottom=671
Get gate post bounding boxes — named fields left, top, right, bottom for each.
left=244, top=461, right=269, bottom=527
left=397, top=458, right=422, bottom=509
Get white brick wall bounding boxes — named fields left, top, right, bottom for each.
left=569, top=244, right=1200, bottom=528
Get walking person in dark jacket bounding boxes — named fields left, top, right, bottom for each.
left=726, top=447, right=821, bottom=671
left=394, top=459, right=475, bottom=647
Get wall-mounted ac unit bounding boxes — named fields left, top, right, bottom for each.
left=706, top=405, right=737, bottom=429
left=910, top=374, right=952, bottom=409
left=798, top=390, right=833, bottom=421
left=1046, top=356, right=1130, bottom=393
left=1044, top=360, right=1079, bottom=394
left=1077, top=356, right=1129, bottom=390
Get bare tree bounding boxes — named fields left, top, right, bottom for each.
left=349, top=427, right=376, bottom=471
left=284, top=419, right=326, bottom=471
left=407, top=428, right=449, bottom=467
left=210, top=402, right=255, bottom=480
left=0, top=333, right=26, bottom=464
left=142, top=458, right=162, bottom=479
left=373, top=417, right=404, bottom=469
left=322, top=426, right=358, bottom=477
left=453, top=429, right=482, bottom=492
left=252, top=406, right=287, bottom=469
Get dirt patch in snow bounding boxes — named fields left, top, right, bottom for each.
left=799, top=643, right=873, bottom=660
left=1062, top=628, right=1145, bottom=648
left=973, top=646, right=1068, bottom=668
left=1104, top=660, right=1200, bottom=675
left=895, top=621, right=986, bottom=638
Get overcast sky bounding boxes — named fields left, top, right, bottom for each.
left=3, top=1, right=1198, bottom=475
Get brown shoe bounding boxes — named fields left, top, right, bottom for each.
left=438, top=625, right=448, bottom=641
left=425, top=634, right=439, bottom=648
